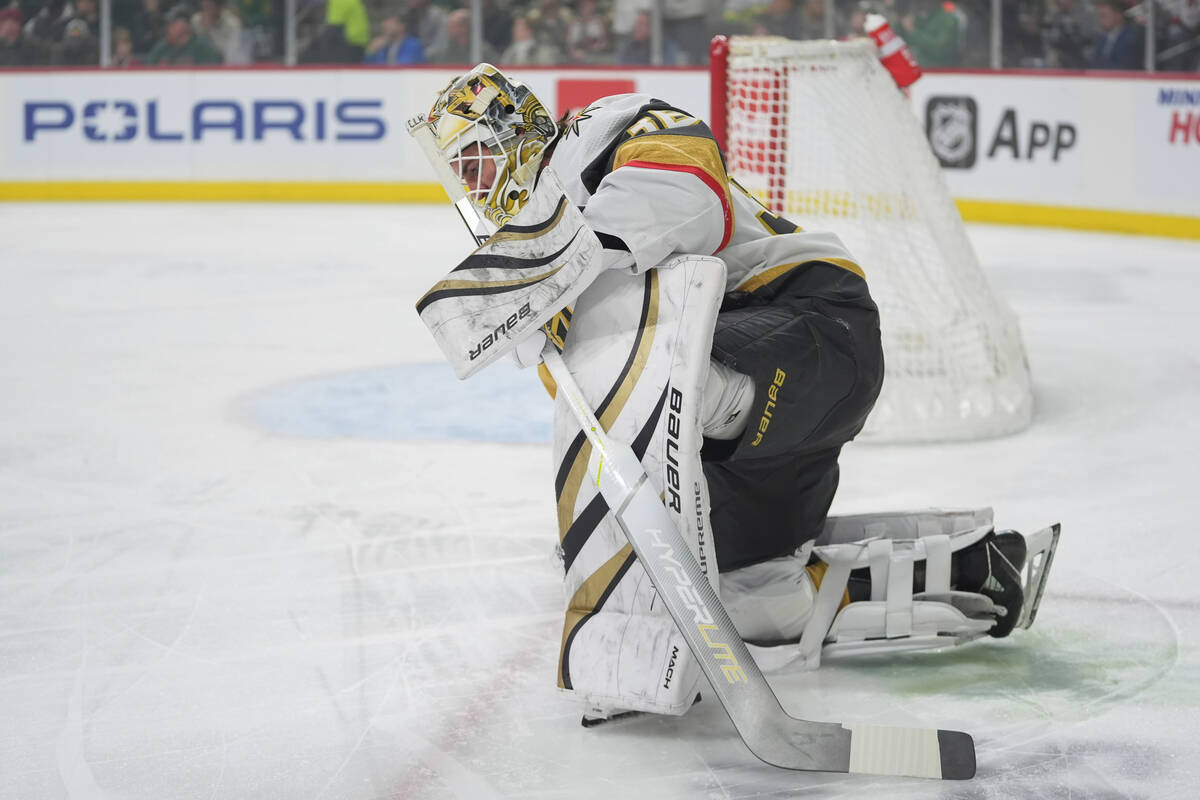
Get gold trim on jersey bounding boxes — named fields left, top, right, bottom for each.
left=735, top=257, right=866, bottom=294
left=557, top=543, right=635, bottom=689
left=611, top=136, right=732, bottom=214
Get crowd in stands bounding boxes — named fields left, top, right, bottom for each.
left=1, top=0, right=1197, bottom=71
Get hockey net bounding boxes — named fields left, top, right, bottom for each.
left=711, top=36, right=1033, bottom=442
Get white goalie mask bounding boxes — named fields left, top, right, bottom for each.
left=425, top=64, right=559, bottom=229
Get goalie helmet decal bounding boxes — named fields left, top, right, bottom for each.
left=428, top=63, right=558, bottom=228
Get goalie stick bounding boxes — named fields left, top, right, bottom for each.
left=540, top=346, right=976, bottom=780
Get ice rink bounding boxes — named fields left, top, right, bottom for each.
left=2, top=203, right=1199, bottom=799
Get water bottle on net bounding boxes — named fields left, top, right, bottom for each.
left=865, top=13, right=923, bottom=89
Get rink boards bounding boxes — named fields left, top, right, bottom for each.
left=0, top=65, right=1196, bottom=238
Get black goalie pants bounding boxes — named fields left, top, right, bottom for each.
left=703, top=261, right=884, bottom=572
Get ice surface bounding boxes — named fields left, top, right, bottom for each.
left=1, top=203, right=1198, bottom=799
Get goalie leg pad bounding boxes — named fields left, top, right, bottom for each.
left=553, top=254, right=727, bottom=716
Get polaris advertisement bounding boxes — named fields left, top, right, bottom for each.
left=0, top=67, right=1196, bottom=228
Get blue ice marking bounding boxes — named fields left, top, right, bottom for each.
left=247, top=361, right=552, bottom=443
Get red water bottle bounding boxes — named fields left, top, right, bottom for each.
left=865, top=14, right=923, bottom=89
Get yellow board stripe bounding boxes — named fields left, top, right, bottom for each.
left=955, top=199, right=1200, bottom=240
left=0, top=181, right=448, bottom=204
left=4, top=182, right=1196, bottom=240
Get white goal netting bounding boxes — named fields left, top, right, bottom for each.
left=720, top=37, right=1033, bottom=442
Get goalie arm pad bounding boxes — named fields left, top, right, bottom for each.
left=415, top=169, right=605, bottom=379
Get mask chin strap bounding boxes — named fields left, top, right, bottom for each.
left=407, top=113, right=497, bottom=246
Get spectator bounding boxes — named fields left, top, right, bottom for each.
left=567, top=0, right=610, bottom=63
left=1042, top=0, right=1099, bottom=68
left=1, top=5, right=47, bottom=64
left=434, top=8, right=498, bottom=63
left=528, top=0, right=572, bottom=50
left=663, top=0, right=707, bottom=64
left=192, top=0, right=246, bottom=63
left=610, top=0, right=645, bottom=52
left=843, top=2, right=871, bottom=39
left=54, top=16, right=97, bottom=62
left=324, top=0, right=368, bottom=61
left=501, top=13, right=561, bottom=64
left=129, top=0, right=166, bottom=57
left=364, top=12, right=424, bottom=64
left=146, top=4, right=222, bottom=63
left=481, top=0, right=513, bottom=55
left=111, top=24, right=140, bottom=64
left=899, top=0, right=961, bottom=66
left=1089, top=0, right=1143, bottom=69
left=407, top=0, right=447, bottom=62
left=1158, top=0, right=1200, bottom=70
left=298, top=0, right=366, bottom=63
left=749, top=0, right=806, bottom=41
left=799, top=0, right=827, bottom=38
left=23, top=0, right=72, bottom=44
left=230, top=0, right=276, bottom=60
left=616, top=7, right=651, bottom=63
left=68, top=0, right=98, bottom=37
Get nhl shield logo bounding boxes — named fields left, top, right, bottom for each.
left=926, top=96, right=977, bottom=169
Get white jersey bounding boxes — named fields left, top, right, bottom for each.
left=546, top=93, right=865, bottom=294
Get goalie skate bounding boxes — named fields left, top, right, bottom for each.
left=1011, top=523, right=1061, bottom=632
left=797, top=515, right=1062, bottom=669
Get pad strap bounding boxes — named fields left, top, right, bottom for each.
left=797, top=522, right=993, bottom=669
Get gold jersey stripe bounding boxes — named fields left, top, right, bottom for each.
left=611, top=136, right=732, bottom=215
left=557, top=543, right=635, bottom=689
left=735, top=256, right=866, bottom=294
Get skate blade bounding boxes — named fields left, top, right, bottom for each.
left=1016, top=523, right=1061, bottom=630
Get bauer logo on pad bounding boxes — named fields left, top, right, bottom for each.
left=926, top=96, right=978, bottom=169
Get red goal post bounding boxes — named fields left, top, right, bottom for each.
left=710, top=35, right=1033, bottom=442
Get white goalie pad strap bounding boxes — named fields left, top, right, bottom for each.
left=867, top=538, right=890, bottom=602
left=885, top=549, right=914, bottom=639
left=553, top=254, right=727, bottom=715
left=415, top=168, right=604, bottom=379
left=923, top=535, right=952, bottom=596
left=797, top=523, right=994, bottom=669
left=796, top=548, right=857, bottom=669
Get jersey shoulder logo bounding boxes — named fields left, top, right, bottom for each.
left=564, top=104, right=596, bottom=139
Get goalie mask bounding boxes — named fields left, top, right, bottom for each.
left=427, top=64, right=558, bottom=228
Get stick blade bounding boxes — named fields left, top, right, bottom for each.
left=937, top=729, right=977, bottom=780
left=846, top=724, right=976, bottom=780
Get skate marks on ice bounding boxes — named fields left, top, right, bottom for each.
left=389, top=564, right=1185, bottom=800
left=242, top=361, right=551, bottom=444
left=735, top=567, right=1185, bottom=798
